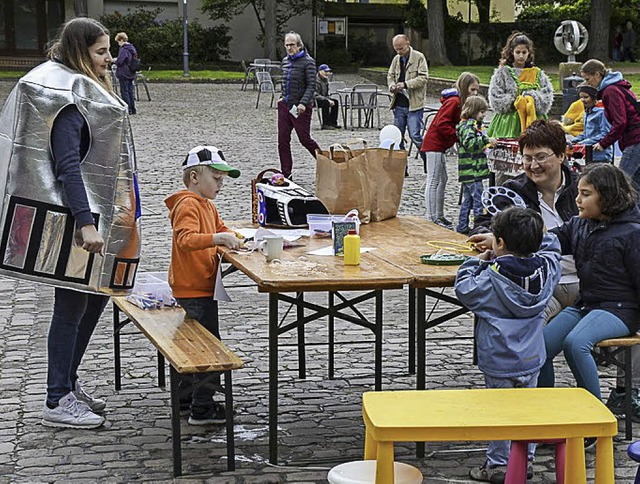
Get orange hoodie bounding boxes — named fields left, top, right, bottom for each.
left=165, top=190, right=231, bottom=298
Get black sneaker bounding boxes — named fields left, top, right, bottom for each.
left=584, top=437, right=597, bottom=450
left=188, top=402, right=227, bottom=426
left=435, top=217, right=454, bottom=230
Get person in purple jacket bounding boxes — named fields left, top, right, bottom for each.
left=581, top=59, right=640, bottom=186
left=114, top=32, right=138, bottom=114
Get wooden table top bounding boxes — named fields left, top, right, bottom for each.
left=361, top=216, right=477, bottom=288
left=224, top=216, right=476, bottom=293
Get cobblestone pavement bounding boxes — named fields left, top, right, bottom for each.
left=0, top=76, right=639, bottom=483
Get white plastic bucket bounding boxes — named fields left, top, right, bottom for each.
left=327, top=460, right=423, bottom=484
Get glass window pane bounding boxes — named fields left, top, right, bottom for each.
left=15, top=0, right=38, bottom=50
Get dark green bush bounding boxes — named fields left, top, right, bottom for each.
left=100, top=7, right=231, bottom=68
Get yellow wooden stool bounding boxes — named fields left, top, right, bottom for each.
left=362, top=388, right=617, bottom=484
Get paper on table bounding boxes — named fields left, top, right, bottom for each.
left=307, top=246, right=376, bottom=256
left=214, top=254, right=231, bottom=302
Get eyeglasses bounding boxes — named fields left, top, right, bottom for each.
left=521, top=152, right=556, bottom=166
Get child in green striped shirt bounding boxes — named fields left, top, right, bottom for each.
left=456, top=96, right=496, bottom=234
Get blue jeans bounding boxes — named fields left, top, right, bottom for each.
left=393, top=106, right=424, bottom=153
left=484, top=373, right=538, bottom=466
left=47, top=288, right=109, bottom=406
left=457, top=180, right=483, bottom=233
left=538, top=307, right=629, bottom=399
left=119, top=78, right=136, bottom=114
left=176, top=297, right=220, bottom=413
left=619, top=142, right=640, bottom=190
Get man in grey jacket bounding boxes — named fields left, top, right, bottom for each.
left=277, top=31, right=320, bottom=179
left=387, top=34, right=428, bottom=157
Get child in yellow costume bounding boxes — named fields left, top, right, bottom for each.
left=487, top=32, right=554, bottom=138
left=562, top=99, right=585, bottom=137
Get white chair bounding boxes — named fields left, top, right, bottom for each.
left=256, top=71, right=277, bottom=108
left=241, top=60, right=257, bottom=91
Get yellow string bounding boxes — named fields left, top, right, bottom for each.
left=426, top=240, right=475, bottom=254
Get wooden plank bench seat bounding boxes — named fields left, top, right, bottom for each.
left=111, top=296, right=243, bottom=477
left=594, top=333, right=640, bottom=440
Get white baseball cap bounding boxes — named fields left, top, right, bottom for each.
left=182, top=146, right=241, bottom=178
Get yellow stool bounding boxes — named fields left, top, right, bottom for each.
left=327, top=460, right=422, bottom=484
left=362, top=388, right=617, bottom=484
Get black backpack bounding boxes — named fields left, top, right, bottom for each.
left=130, top=54, right=142, bottom=73
left=612, top=84, right=640, bottom=116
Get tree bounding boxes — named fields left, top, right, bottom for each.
left=589, top=0, right=610, bottom=60
left=475, top=0, right=491, bottom=25
left=264, top=0, right=276, bottom=58
left=201, top=0, right=320, bottom=46
left=427, top=0, right=451, bottom=65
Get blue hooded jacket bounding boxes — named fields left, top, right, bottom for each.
left=573, top=104, right=613, bottom=162
left=455, top=234, right=562, bottom=378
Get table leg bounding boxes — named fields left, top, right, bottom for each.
left=594, top=436, right=615, bottom=484
left=416, top=287, right=426, bottom=458
left=408, top=286, right=416, bottom=374
left=375, top=290, right=383, bottom=391
left=328, top=291, right=335, bottom=379
left=269, top=293, right=279, bottom=464
left=375, top=441, right=395, bottom=484
left=564, top=437, right=586, bottom=483
left=297, top=292, right=306, bottom=379
left=364, top=426, right=377, bottom=459
left=113, top=304, right=122, bottom=391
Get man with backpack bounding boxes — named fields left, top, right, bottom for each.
left=114, top=32, right=139, bottom=115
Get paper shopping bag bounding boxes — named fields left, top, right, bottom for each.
left=315, top=146, right=372, bottom=223
left=363, top=147, right=407, bottom=222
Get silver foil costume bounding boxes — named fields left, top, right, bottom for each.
left=0, top=61, right=141, bottom=293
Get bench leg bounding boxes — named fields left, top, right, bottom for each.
left=224, top=370, right=236, bottom=471
left=375, top=290, right=383, bottom=391
left=328, top=291, right=335, bottom=379
left=408, top=286, right=415, bottom=374
left=157, top=351, right=166, bottom=388
left=297, top=292, right=306, bottom=379
left=625, top=347, right=633, bottom=440
left=113, top=304, right=122, bottom=391
left=169, top=366, right=183, bottom=477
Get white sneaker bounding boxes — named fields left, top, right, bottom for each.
left=73, top=380, right=106, bottom=413
left=42, top=392, right=105, bottom=429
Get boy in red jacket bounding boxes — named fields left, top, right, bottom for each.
left=165, top=145, right=242, bottom=425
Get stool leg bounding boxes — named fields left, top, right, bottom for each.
left=594, top=436, right=615, bottom=484
left=364, top=426, right=377, bottom=460
left=554, top=440, right=566, bottom=483
left=504, top=441, right=528, bottom=484
left=375, top=441, right=394, bottom=484
left=564, top=437, right=586, bottom=484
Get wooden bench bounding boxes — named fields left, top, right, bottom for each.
left=111, top=296, right=243, bottom=477
left=594, top=334, right=640, bottom=440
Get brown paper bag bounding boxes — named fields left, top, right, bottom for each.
left=364, top=148, right=407, bottom=222
left=315, top=146, right=371, bottom=223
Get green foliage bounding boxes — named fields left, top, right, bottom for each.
left=200, top=0, right=321, bottom=44
left=100, top=7, right=231, bottom=68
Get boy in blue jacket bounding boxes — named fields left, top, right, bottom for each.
left=455, top=207, right=562, bottom=483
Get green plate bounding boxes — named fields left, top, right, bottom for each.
left=420, top=254, right=468, bottom=266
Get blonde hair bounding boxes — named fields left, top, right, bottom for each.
left=580, top=59, right=609, bottom=77
left=48, top=17, right=113, bottom=93
left=461, top=96, right=488, bottom=120
left=455, top=72, right=481, bottom=107
left=182, top=165, right=226, bottom=187
left=115, top=32, right=128, bottom=42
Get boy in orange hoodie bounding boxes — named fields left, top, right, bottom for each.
left=165, top=145, right=242, bottom=425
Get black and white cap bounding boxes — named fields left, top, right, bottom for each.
left=182, top=146, right=241, bottom=178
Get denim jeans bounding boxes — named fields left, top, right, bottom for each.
left=619, top=142, right=640, bottom=190
left=176, top=297, right=220, bottom=414
left=484, top=372, right=538, bottom=466
left=457, top=180, right=483, bottom=233
left=424, top=151, right=448, bottom=221
left=47, top=288, right=109, bottom=406
left=538, top=307, right=629, bottom=399
left=119, top=78, right=136, bottom=114
left=277, top=100, right=320, bottom=178
left=393, top=106, right=424, bottom=152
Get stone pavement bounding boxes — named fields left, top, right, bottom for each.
left=0, top=75, right=639, bottom=483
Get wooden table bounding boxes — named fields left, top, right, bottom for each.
left=223, top=216, right=471, bottom=464
left=224, top=228, right=412, bottom=464
left=363, top=388, right=617, bottom=483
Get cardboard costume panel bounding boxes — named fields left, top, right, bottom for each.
left=0, top=61, right=141, bottom=293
